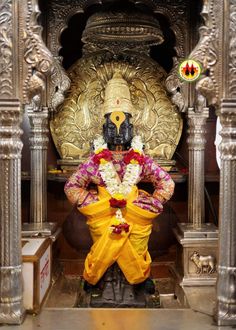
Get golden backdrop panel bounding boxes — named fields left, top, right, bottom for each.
left=50, top=53, right=183, bottom=161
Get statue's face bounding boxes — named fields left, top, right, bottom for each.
left=103, top=113, right=133, bottom=150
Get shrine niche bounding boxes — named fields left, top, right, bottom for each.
left=3, top=0, right=236, bottom=326
left=49, top=9, right=183, bottom=168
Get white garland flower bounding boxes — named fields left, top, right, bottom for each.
left=93, top=135, right=144, bottom=198
left=93, top=135, right=108, bottom=153
left=99, top=162, right=141, bottom=197
left=131, top=135, right=144, bottom=153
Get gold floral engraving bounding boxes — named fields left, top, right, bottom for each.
left=50, top=53, right=182, bottom=160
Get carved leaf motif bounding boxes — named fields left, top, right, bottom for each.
left=189, top=0, right=220, bottom=105
left=0, top=0, right=13, bottom=98
left=23, top=0, right=70, bottom=110
left=229, top=4, right=236, bottom=98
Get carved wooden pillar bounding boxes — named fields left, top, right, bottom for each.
left=28, top=107, right=49, bottom=223
left=0, top=101, right=25, bottom=324
left=187, top=107, right=209, bottom=228
left=215, top=104, right=236, bottom=325
left=0, top=0, right=25, bottom=324
left=21, top=0, right=69, bottom=237
left=174, top=107, right=217, bottom=286
left=214, top=0, right=236, bottom=324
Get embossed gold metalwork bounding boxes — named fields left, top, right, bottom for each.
left=50, top=54, right=182, bottom=161
left=110, top=111, right=126, bottom=134
left=103, top=72, right=135, bottom=115
left=47, top=1, right=188, bottom=112
left=82, top=10, right=164, bottom=48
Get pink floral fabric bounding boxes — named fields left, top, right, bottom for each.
left=64, top=152, right=175, bottom=213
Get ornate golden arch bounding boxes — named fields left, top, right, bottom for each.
left=50, top=53, right=182, bottom=161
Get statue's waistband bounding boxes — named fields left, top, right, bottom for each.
left=78, top=186, right=158, bottom=225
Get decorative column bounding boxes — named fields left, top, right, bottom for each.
left=214, top=0, right=236, bottom=324
left=28, top=106, right=49, bottom=224
left=0, top=0, right=25, bottom=323
left=0, top=101, right=25, bottom=324
left=173, top=106, right=218, bottom=286
left=215, top=103, right=236, bottom=325
left=187, top=107, right=209, bottom=228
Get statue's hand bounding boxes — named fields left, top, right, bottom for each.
left=133, top=191, right=163, bottom=214
left=79, top=190, right=99, bottom=207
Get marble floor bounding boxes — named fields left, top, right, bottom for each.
left=1, top=262, right=233, bottom=329
left=44, top=274, right=185, bottom=309
left=0, top=309, right=234, bottom=330
left=0, top=277, right=234, bottom=329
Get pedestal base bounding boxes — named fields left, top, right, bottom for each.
left=173, top=223, right=218, bottom=286
left=22, top=222, right=58, bottom=237
left=77, top=264, right=160, bottom=308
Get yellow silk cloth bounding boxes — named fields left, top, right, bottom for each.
left=78, top=186, right=158, bottom=285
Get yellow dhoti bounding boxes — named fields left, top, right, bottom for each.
left=79, top=186, right=158, bottom=285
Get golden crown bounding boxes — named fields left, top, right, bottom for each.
left=103, top=72, right=134, bottom=115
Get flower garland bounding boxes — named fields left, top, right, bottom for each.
left=109, top=209, right=130, bottom=235
left=93, top=135, right=145, bottom=235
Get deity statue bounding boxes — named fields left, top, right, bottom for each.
left=64, top=72, right=175, bottom=305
